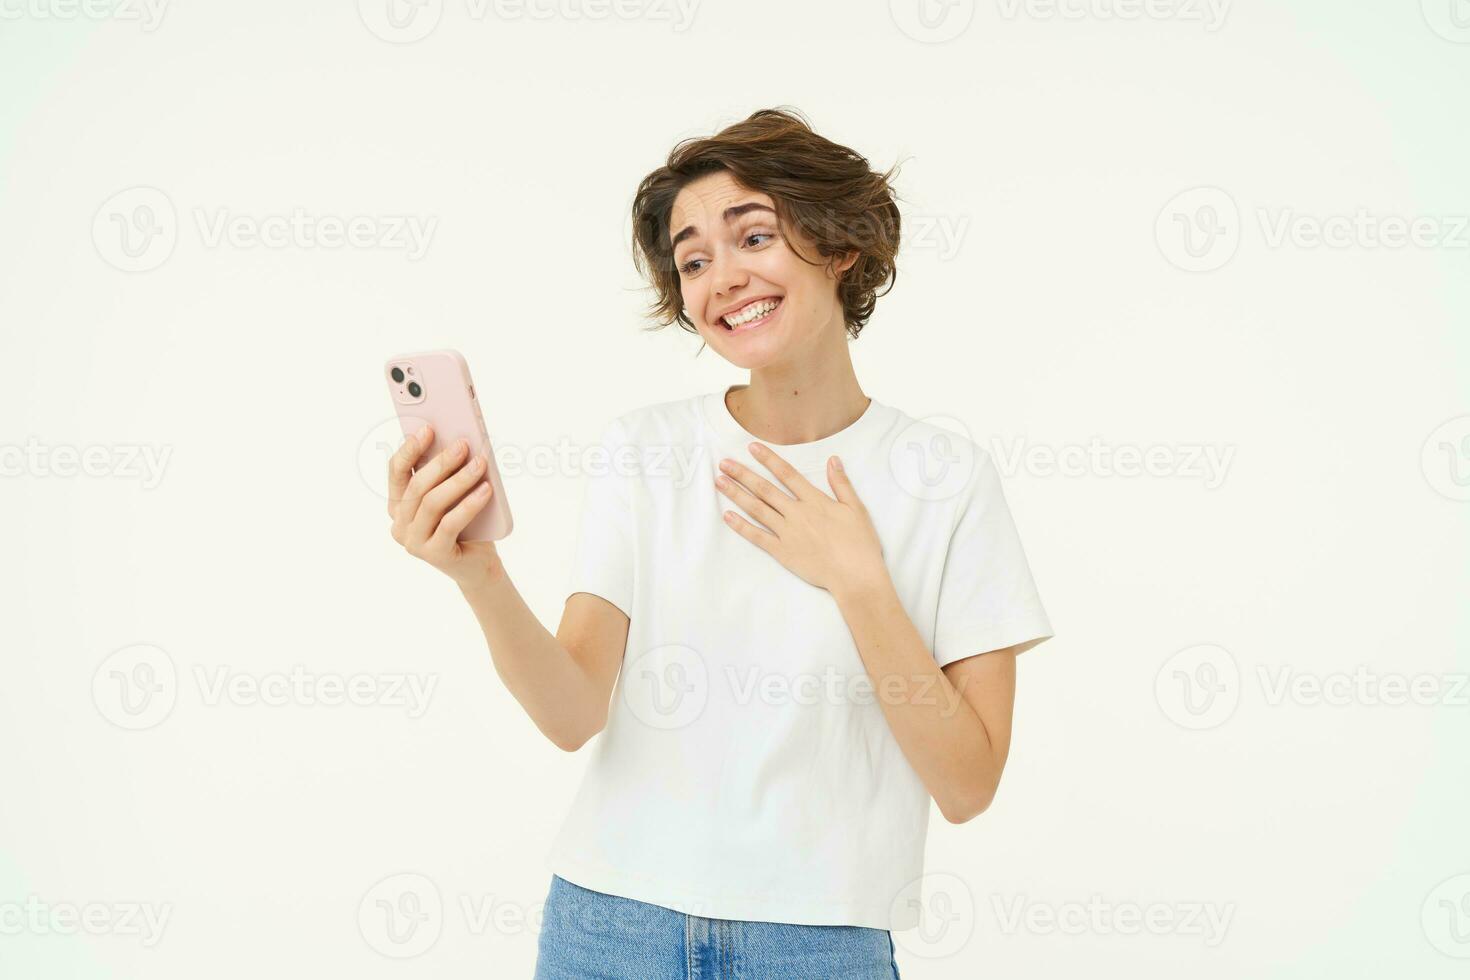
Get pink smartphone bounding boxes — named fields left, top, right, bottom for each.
left=384, top=349, right=513, bottom=541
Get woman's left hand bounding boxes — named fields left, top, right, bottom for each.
left=715, top=444, right=888, bottom=597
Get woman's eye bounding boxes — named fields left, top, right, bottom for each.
left=680, top=258, right=705, bottom=275
left=744, top=232, right=775, bottom=248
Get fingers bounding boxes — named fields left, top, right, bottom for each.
left=412, top=453, right=488, bottom=541
left=826, top=455, right=864, bottom=509
left=387, top=425, right=431, bottom=516
left=721, top=508, right=777, bottom=553
left=749, top=444, right=818, bottom=500
left=718, top=459, right=796, bottom=515
left=429, top=477, right=494, bottom=549
left=715, top=470, right=782, bottom=530
left=393, top=437, right=470, bottom=532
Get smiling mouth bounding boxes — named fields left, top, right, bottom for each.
left=720, top=297, right=782, bottom=332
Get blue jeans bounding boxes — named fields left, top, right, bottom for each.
left=534, top=875, right=902, bottom=979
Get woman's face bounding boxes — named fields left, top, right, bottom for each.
left=669, top=171, right=855, bottom=369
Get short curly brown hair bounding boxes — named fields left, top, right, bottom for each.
left=630, top=107, right=903, bottom=341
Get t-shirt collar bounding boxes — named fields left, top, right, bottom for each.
left=701, top=385, right=890, bottom=475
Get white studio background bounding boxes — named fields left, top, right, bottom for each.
left=1, top=2, right=1467, bottom=978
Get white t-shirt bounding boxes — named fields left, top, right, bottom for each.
left=546, top=386, right=1053, bottom=929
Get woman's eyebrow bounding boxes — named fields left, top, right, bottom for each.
left=670, top=201, right=775, bottom=249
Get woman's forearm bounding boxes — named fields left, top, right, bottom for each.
left=456, top=565, right=610, bottom=751
left=830, top=575, right=1004, bottom=822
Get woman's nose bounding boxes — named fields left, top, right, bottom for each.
left=712, top=260, right=748, bottom=300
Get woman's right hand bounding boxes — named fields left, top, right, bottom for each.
left=387, top=425, right=503, bottom=586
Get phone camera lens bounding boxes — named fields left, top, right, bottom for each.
left=390, top=367, right=406, bottom=383
left=407, top=381, right=423, bottom=398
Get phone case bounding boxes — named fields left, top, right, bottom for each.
left=384, top=349, right=513, bottom=541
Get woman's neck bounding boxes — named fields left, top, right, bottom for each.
left=725, top=366, right=870, bottom=447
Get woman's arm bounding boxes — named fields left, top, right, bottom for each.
left=387, top=425, right=625, bottom=751
left=830, top=574, right=1018, bottom=824
left=715, top=444, right=1018, bottom=823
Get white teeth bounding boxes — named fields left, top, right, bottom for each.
left=723, top=299, right=779, bottom=328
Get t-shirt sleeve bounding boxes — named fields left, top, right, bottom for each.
left=931, top=448, right=1053, bottom=668
left=564, top=417, right=636, bottom=619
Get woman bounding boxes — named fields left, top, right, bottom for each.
left=385, top=107, right=1053, bottom=979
